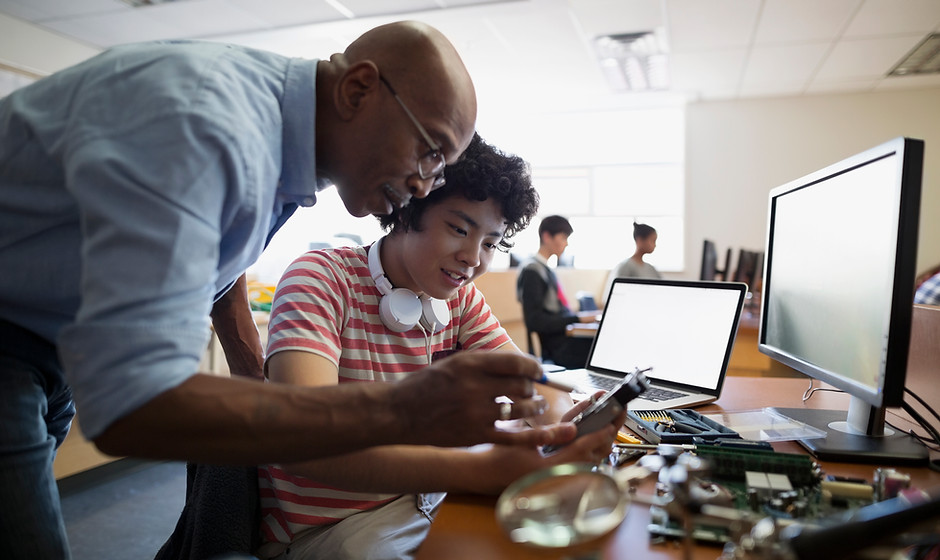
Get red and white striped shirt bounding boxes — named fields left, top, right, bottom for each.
left=258, top=245, right=510, bottom=545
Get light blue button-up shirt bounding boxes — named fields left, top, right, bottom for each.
left=0, top=40, right=325, bottom=438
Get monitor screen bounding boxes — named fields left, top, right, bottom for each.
left=758, top=137, right=926, bottom=464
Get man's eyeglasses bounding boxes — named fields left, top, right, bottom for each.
left=378, top=74, right=447, bottom=188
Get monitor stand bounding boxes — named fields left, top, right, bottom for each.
left=770, top=407, right=928, bottom=465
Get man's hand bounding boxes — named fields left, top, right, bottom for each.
left=460, top=425, right=619, bottom=495
left=390, top=351, right=577, bottom=448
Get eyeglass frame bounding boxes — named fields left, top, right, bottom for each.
left=378, top=74, right=447, bottom=188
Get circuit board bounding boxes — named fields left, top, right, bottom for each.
left=646, top=445, right=876, bottom=544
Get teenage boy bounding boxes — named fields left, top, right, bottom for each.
left=517, top=216, right=598, bottom=368
left=257, top=136, right=622, bottom=560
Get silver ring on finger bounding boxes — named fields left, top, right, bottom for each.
left=498, top=401, right=512, bottom=422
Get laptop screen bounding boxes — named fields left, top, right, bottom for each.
left=588, top=279, right=745, bottom=391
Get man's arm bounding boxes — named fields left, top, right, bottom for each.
left=210, top=273, right=264, bottom=380
left=267, top=350, right=614, bottom=495
left=92, top=351, right=577, bottom=463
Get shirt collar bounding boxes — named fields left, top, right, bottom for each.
left=277, top=57, right=329, bottom=208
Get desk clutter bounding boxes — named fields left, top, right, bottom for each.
left=500, top=436, right=940, bottom=559
left=625, top=409, right=740, bottom=444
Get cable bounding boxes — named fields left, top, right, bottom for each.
left=900, top=401, right=940, bottom=473
left=906, top=386, right=940, bottom=426
left=418, top=323, right=432, bottom=365
left=801, top=378, right=844, bottom=402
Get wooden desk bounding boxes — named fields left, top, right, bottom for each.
left=415, top=377, right=940, bottom=560
left=566, top=322, right=599, bottom=338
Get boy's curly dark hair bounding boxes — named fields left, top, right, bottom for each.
left=377, top=133, right=539, bottom=251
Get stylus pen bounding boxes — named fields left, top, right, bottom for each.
left=536, top=374, right=582, bottom=394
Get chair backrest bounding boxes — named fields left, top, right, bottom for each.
left=578, top=293, right=598, bottom=312
left=526, top=329, right=541, bottom=358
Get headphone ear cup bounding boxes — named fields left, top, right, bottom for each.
left=420, top=296, right=451, bottom=333
left=379, top=288, right=423, bottom=332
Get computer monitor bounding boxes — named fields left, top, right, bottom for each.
left=700, top=240, right=718, bottom=281
left=733, top=249, right=762, bottom=292
left=758, top=137, right=927, bottom=465
left=700, top=240, right=732, bottom=281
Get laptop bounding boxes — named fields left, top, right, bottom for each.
left=545, top=278, right=747, bottom=410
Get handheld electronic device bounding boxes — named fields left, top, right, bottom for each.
left=543, top=368, right=650, bottom=454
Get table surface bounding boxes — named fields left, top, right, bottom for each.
left=415, top=376, right=940, bottom=560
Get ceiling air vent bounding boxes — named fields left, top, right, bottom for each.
left=889, top=33, right=940, bottom=76
left=594, top=30, right=669, bottom=92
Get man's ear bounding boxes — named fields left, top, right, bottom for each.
left=334, top=61, right=381, bottom=120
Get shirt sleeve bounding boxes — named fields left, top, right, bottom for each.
left=456, top=283, right=511, bottom=351
left=265, top=251, right=348, bottom=367
left=57, top=114, right=238, bottom=439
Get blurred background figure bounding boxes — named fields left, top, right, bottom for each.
left=603, top=222, right=661, bottom=300
left=517, top=216, right=598, bottom=369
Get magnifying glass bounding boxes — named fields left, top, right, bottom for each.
left=495, top=462, right=629, bottom=548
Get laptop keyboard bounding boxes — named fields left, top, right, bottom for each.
left=587, top=374, right=686, bottom=401
left=587, top=374, right=623, bottom=391
left=639, top=386, right=687, bottom=402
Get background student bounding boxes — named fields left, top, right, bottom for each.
left=256, top=135, right=622, bottom=560
left=603, top=221, right=662, bottom=301
left=516, top=215, right=599, bottom=369
left=0, top=21, right=571, bottom=559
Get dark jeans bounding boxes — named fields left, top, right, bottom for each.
left=0, top=319, right=76, bottom=559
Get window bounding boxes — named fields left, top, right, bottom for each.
left=482, top=106, right=685, bottom=272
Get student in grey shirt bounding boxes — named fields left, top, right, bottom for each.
left=604, top=221, right=662, bottom=301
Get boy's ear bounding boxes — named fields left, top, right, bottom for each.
left=334, top=61, right=381, bottom=120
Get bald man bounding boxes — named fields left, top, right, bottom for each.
left=0, top=21, right=574, bottom=559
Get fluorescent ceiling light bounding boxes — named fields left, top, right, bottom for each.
left=594, top=30, right=669, bottom=92
left=889, top=33, right=940, bottom=76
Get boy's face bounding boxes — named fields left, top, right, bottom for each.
left=545, top=232, right=570, bottom=257
left=396, top=196, right=507, bottom=300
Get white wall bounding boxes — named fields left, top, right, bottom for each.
left=685, top=88, right=940, bottom=279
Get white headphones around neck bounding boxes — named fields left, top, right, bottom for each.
left=368, top=237, right=450, bottom=333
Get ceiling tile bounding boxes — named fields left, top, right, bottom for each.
left=0, top=0, right=118, bottom=22
left=569, top=0, right=663, bottom=38
left=224, top=0, right=348, bottom=28
left=804, top=77, right=878, bottom=95
left=143, top=0, right=272, bottom=39
left=815, top=35, right=928, bottom=81
left=669, top=49, right=747, bottom=94
left=42, top=10, right=182, bottom=47
left=753, top=0, right=860, bottom=44
left=342, top=0, right=452, bottom=18
left=844, top=0, right=940, bottom=37
left=742, top=43, right=830, bottom=86
left=665, top=0, right=761, bottom=51
left=3, top=0, right=940, bottom=106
